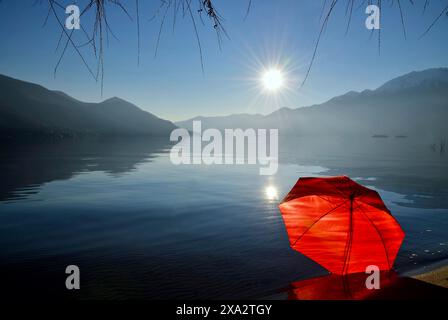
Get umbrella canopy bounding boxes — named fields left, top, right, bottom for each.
left=278, top=176, right=405, bottom=275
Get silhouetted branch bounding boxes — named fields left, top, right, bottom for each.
left=36, top=0, right=448, bottom=92
left=301, top=0, right=448, bottom=87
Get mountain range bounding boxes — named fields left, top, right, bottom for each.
left=176, top=68, right=448, bottom=138
left=0, top=74, right=176, bottom=140
left=1, top=68, right=447, bottom=140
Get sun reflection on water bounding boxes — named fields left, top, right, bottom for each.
left=265, top=185, right=278, bottom=201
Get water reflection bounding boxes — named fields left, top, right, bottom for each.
left=265, top=185, right=278, bottom=201
left=287, top=272, right=448, bottom=300
left=0, top=137, right=171, bottom=202
left=278, top=136, right=448, bottom=209
left=288, top=272, right=396, bottom=300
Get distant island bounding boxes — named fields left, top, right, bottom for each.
left=176, top=68, right=448, bottom=139
left=0, top=74, right=176, bottom=141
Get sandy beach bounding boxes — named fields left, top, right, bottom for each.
left=413, top=265, right=448, bottom=289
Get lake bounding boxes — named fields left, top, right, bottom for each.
left=0, top=136, right=447, bottom=299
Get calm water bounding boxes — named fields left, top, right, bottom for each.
left=0, top=137, right=447, bottom=299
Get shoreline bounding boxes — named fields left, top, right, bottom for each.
left=403, top=258, right=448, bottom=289
left=412, top=264, right=448, bottom=289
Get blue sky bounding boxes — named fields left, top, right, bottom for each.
left=0, top=1, right=447, bottom=121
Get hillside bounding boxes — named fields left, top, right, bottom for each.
left=0, top=74, right=176, bottom=139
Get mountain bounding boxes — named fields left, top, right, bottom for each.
left=0, top=74, right=176, bottom=139
left=176, top=68, right=448, bottom=138
left=377, top=68, right=448, bottom=92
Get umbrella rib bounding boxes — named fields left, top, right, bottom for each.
left=291, top=199, right=350, bottom=248
left=321, top=179, right=349, bottom=198
left=284, top=190, right=337, bottom=205
left=341, top=200, right=355, bottom=274
left=357, top=204, right=391, bottom=269
left=340, top=200, right=364, bottom=274
left=356, top=191, right=390, bottom=214
left=312, top=194, right=340, bottom=205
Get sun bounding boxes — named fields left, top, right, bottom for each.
left=262, top=69, right=284, bottom=92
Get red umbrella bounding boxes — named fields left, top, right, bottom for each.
left=278, top=176, right=405, bottom=275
